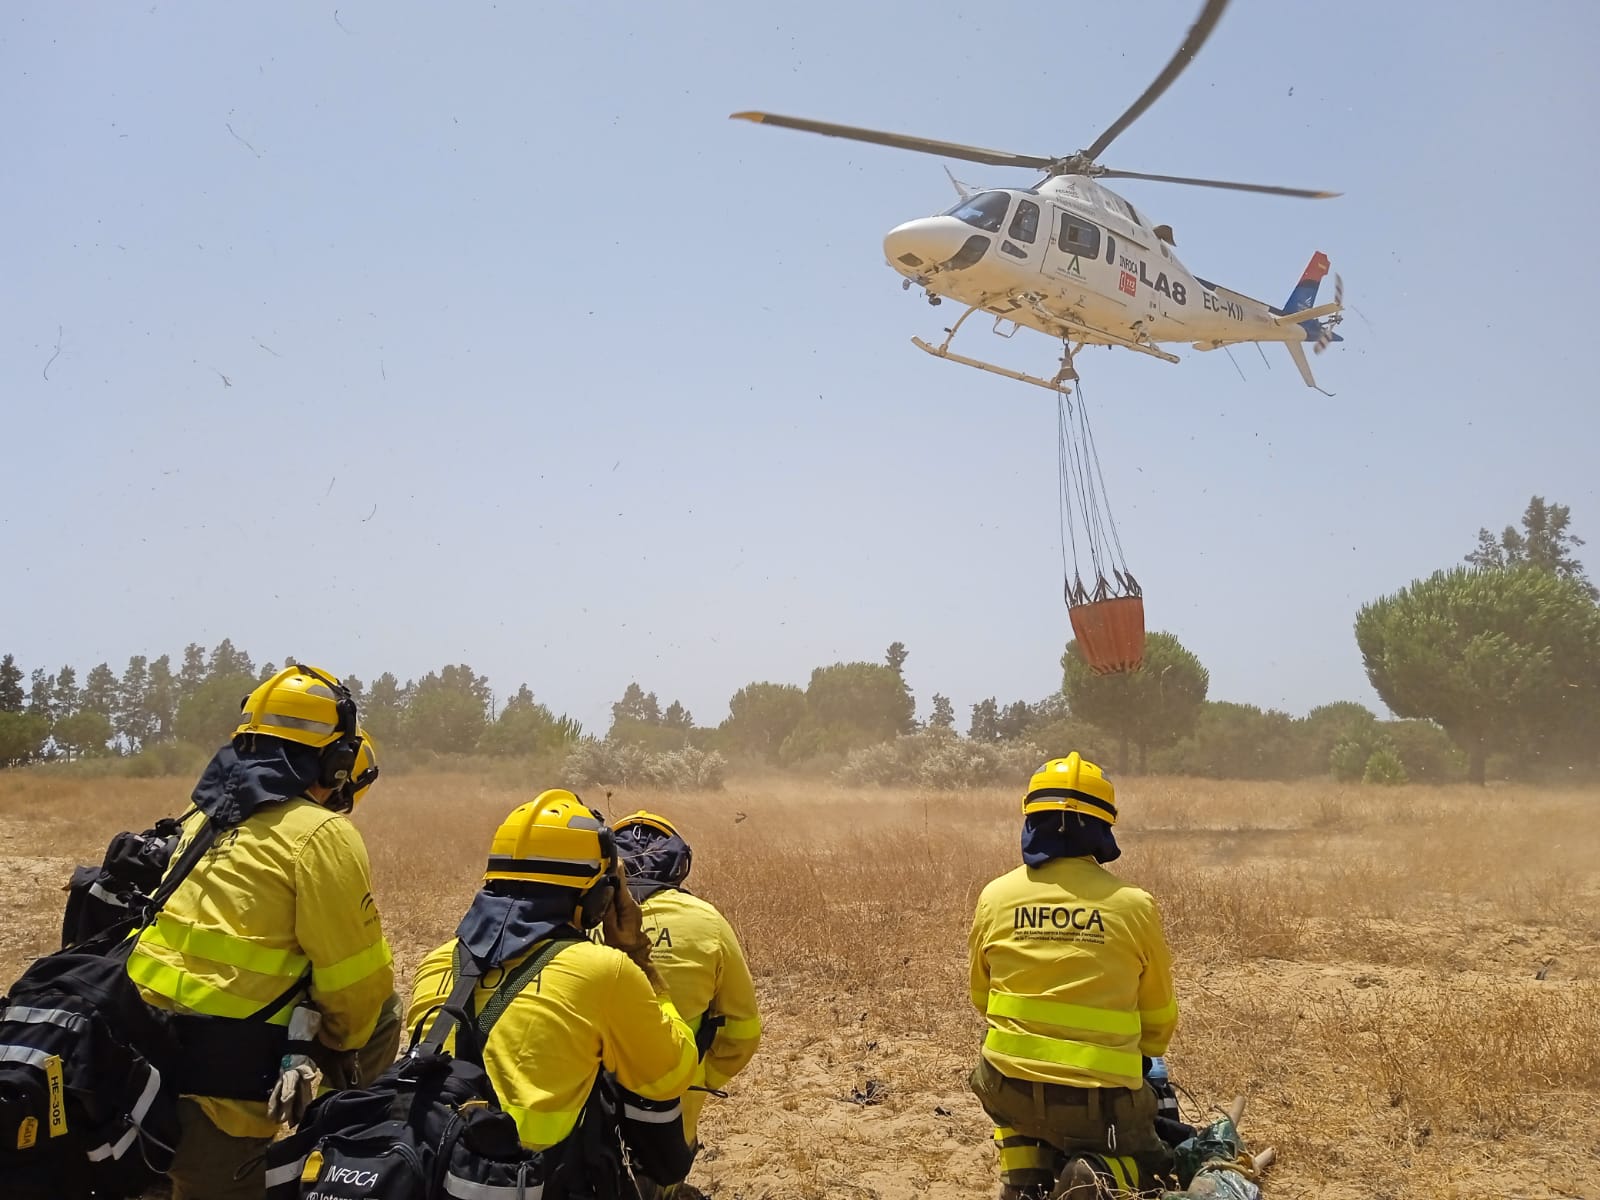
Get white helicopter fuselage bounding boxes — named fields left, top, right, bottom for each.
left=883, top=175, right=1318, bottom=354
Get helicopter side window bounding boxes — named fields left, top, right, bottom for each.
left=1059, top=216, right=1102, bottom=258
left=1102, top=192, right=1137, bottom=223
left=947, top=191, right=1010, bottom=234
left=1008, top=200, right=1039, bottom=244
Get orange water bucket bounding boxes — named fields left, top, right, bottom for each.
left=1069, top=595, right=1146, bottom=675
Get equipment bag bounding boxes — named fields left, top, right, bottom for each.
left=60, top=814, right=188, bottom=952
left=0, top=812, right=226, bottom=1199
left=266, top=936, right=605, bottom=1200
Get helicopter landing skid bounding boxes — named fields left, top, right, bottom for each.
left=911, top=302, right=1077, bottom=395
left=910, top=335, right=1074, bottom=395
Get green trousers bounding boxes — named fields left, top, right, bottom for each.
left=969, top=1054, right=1172, bottom=1196
left=166, top=992, right=403, bottom=1200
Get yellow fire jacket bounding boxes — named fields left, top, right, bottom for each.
left=407, top=937, right=699, bottom=1151
left=637, top=889, right=762, bottom=1090
left=127, top=800, right=394, bottom=1138
left=969, top=855, right=1178, bottom=1091
left=633, top=888, right=761, bottom=1142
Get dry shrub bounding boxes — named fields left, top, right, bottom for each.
left=1311, top=981, right=1600, bottom=1133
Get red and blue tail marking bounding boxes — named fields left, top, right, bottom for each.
left=1275, top=251, right=1343, bottom=343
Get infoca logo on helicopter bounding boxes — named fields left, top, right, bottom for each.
left=1118, top=254, right=1187, bottom=305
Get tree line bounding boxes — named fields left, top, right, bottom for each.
left=3, top=496, right=1596, bottom=785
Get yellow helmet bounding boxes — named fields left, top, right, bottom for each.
left=235, top=664, right=355, bottom=751
left=1022, top=752, right=1118, bottom=826
left=485, top=789, right=616, bottom=891
left=613, top=810, right=681, bottom=840
left=235, top=663, right=369, bottom=794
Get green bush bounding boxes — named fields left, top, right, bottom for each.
left=1382, top=719, right=1465, bottom=782
left=560, top=739, right=725, bottom=790
left=836, top=732, right=1045, bottom=791
left=1362, top=746, right=1409, bottom=785
left=1328, top=736, right=1371, bottom=782
left=124, top=740, right=213, bottom=780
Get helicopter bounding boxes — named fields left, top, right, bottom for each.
left=732, top=0, right=1346, bottom=395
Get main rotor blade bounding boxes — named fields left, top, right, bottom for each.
left=1099, top=168, right=1340, bottom=199
left=1082, top=0, right=1231, bottom=161
left=730, top=111, right=1056, bottom=170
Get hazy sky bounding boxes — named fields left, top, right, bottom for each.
left=4, top=1, right=1596, bottom=735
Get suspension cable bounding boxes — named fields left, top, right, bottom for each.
left=1055, top=375, right=1136, bottom=603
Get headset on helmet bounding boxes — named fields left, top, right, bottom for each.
left=328, top=728, right=380, bottom=814
left=293, top=664, right=364, bottom=791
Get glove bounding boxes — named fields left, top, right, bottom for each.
left=601, top=863, right=650, bottom=957
left=266, top=1006, right=325, bottom=1127
left=601, top=862, right=669, bottom=991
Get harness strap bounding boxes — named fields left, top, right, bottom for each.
left=694, top=1012, right=726, bottom=1061
left=138, top=807, right=212, bottom=923
left=475, top=936, right=583, bottom=1040
left=420, top=952, right=485, bottom=1055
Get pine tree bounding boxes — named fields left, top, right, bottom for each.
left=27, top=669, right=56, bottom=723
left=54, top=665, right=80, bottom=720
left=82, top=663, right=120, bottom=719
left=147, top=655, right=179, bottom=742
left=119, top=655, right=153, bottom=749
left=178, top=644, right=207, bottom=696
left=0, top=655, right=24, bottom=713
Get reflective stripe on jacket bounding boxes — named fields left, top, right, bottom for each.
left=406, top=937, right=697, bottom=1151
left=127, top=800, right=393, bottom=1137
left=969, top=856, right=1177, bottom=1090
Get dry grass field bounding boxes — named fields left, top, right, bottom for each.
left=2, top=770, right=1598, bottom=1199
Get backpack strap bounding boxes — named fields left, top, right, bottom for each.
left=474, top=936, right=582, bottom=1040
left=418, top=950, right=487, bottom=1055
left=137, top=811, right=221, bottom=928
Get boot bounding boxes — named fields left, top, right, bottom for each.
left=1051, top=1158, right=1106, bottom=1200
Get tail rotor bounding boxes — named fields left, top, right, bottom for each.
left=1314, top=272, right=1345, bottom=355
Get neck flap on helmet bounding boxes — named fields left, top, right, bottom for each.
left=192, top=740, right=325, bottom=828
left=1022, top=809, right=1121, bottom=867
left=456, top=886, right=583, bottom=970
left=614, top=822, right=692, bottom=902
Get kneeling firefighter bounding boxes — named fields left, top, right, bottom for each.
left=406, top=791, right=700, bottom=1195
left=611, top=811, right=762, bottom=1196
left=968, top=753, right=1179, bottom=1200
left=125, top=665, right=401, bottom=1200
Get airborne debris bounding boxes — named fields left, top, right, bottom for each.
left=42, top=325, right=62, bottom=381
left=225, top=122, right=261, bottom=158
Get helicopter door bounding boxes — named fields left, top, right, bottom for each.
left=1045, top=209, right=1119, bottom=307
left=997, top=197, right=1041, bottom=264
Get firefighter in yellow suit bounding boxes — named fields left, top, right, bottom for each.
left=969, top=753, right=1179, bottom=1200
left=127, top=665, right=400, bottom=1200
left=407, top=791, right=700, bottom=1192
left=611, top=811, right=762, bottom=1195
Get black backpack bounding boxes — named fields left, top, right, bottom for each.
left=60, top=815, right=186, bottom=952
left=0, top=811, right=233, bottom=1199
left=266, top=937, right=636, bottom=1200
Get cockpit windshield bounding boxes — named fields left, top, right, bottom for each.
left=945, top=191, right=1010, bottom=234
